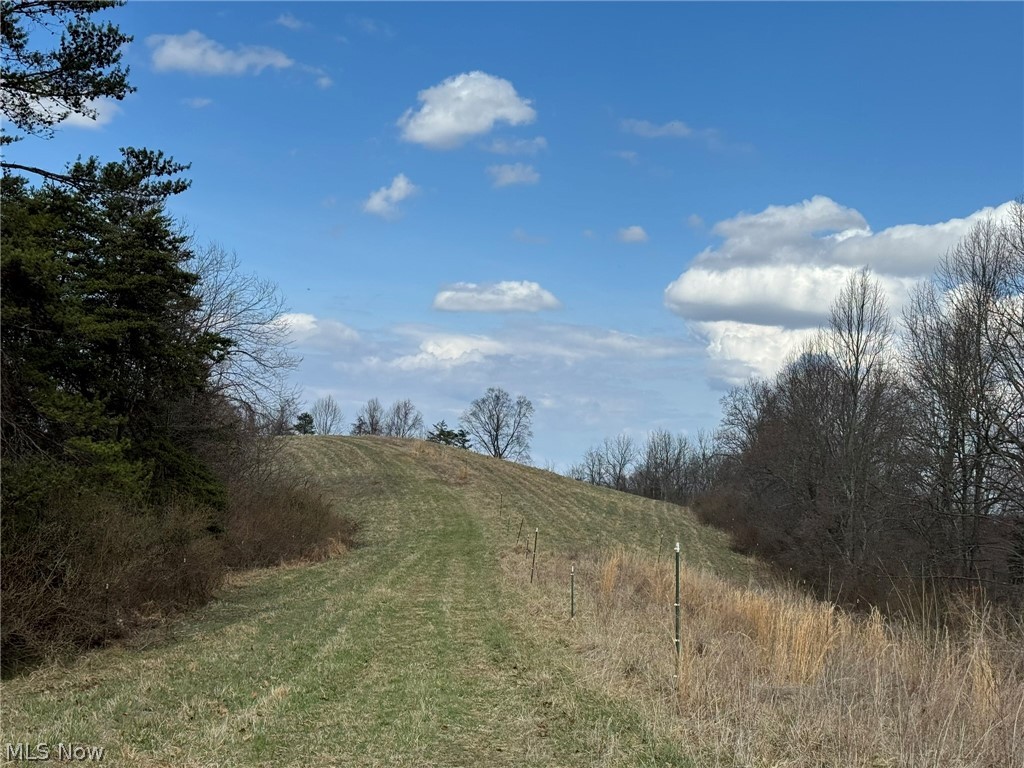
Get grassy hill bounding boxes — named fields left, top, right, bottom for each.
left=2, top=437, right=1019, bottom=767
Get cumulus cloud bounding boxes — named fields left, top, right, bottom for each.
left=664, top=195, right=1017, bottom=384
left=697, top=321, right=820, bottom=385
left=362, top=173, right=417, bottom=218
left=618, top=226, right=649, bottom=243
left=666, top=264, right=918, bottom=329
left=486, top=136, right=547, bottom=155
left=390, top=333, right=507, bottom=371
left=56, top=98, right=121, bottom=128
left=279, top=313, right=359, bottom=349
left=148, top=30, right=294, bottom=75
left=433, top=281, right=561, bottom=312
left=487, top=163, right=539, bottom=188
left=398, top=71, right=535, bottom=150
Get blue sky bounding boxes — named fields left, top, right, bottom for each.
left=11, top=2, right=1024, bottom=468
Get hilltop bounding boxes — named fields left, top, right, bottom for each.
left=1, top=436, right=748, bottom=767
left=3, top=437, right=1018, bottom=768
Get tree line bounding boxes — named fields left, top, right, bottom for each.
left=286, top=388, right=535, bottom=461
left=568, top=431, right=716, bottom=504
left=572, top=209, right=1024, bottom=609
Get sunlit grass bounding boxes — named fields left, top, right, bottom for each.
left=509, top=546, right=1024, bottom=768
left=6, top=436, right=1014, bottom=767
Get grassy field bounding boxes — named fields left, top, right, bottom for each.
left=1, top=437, right=746, bottom=767
left=3, top=436, right=1021, bottom=767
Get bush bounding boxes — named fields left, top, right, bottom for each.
left=1, top=457, right=357, bottom=672
left=221, top=476, right=358, bottom=569
left=1, top=486, right=222, bottom=672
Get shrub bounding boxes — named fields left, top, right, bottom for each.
left=221, top=476, right=358, bottom=569
left=1, top=485, right=222, bottom=672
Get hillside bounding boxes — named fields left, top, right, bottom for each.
left=0, top=437, right=748, bottom=767
left=3, top=437, right=1019, bottom=768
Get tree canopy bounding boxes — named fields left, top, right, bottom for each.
left=1, top=0, right=134, bottom=148
left=460, top=387, right=534, bottom=462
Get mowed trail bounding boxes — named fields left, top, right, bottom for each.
left=1, top=437, right=736, bottom=767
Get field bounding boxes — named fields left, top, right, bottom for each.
left=2, top=437, right=1021, bottom=767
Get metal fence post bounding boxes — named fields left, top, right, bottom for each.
left=570, top=564, right=576, bottom=618
left=674, top=542, right=681, bottom=660
left=530, top=528, right=539, bottom=583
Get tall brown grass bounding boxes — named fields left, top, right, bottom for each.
left=507, top=546, right=1024, bottom=767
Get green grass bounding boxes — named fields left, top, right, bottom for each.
left=1, top=436, right=755, bottom=767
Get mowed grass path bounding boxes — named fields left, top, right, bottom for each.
left=2, top=437, right=754, bottom=767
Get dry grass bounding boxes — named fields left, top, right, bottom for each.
left=506, top=546, right=1024, bottom=768
left=10, top=437, right=1017, bottom=766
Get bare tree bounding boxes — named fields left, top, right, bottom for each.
left=351, top=397, right=385, bottom=436
left=823, top=268, right=903, bottom=568
left=264, top=395, right=300, bottom=437
left=310, top=395, right=344, bottom=436
left=602, top=434, right=638, bottom=492
left=384, top=399, right=424, bottom=438
left=903, top=218, right=1021, bottom=579
left=568, top=446, right=607, bottom=485
left=461, top=387, right=534, bottom=462
left=633, top=430, right=692, bottom=502
left=189, top=244, right=299, bottom=417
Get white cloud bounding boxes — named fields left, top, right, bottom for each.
left=612, top=150, right=639, bottom=165
left=665, top=196, right=1018, bottom=381
left=433, top=281, right=561, bottom=312
left=696, top=321, right=820, bottom=385
left=148, top=30, right=293, bottom=75
left=618, top=226, right=649, bottom=243
left=390, top=333, right=507, bottom=371
left=398, top=71, right=535, bottom=150
left=666, top=264, right=918, bottom=328
left=486, top=136, right=547, bottom=155
left=621, top=118, right=693, bottom=138
left=378, top=323, right=688, bottom=373
left=362, top=173, right=417, bottom=218
left=287, top=315, right=710, bottom=467
left=621, top=117, right=745, bottom=151
left=182, top=97, right=213, bottom=109
left=315, top=75, right=334, bottom=89
left=487, top=163, right=540, bottom=188
left=687, top=214, right=704, bottom=229
left=57, top=98, right=121, bottom=128
left=279, top=313, right=359, bottom=349
left=275, top=13, right=307, bottom=31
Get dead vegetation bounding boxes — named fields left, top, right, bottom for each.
left=506, top=546, right=1024, bottom=768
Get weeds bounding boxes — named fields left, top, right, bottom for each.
left=508, top=547, right=1024, bottom=767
